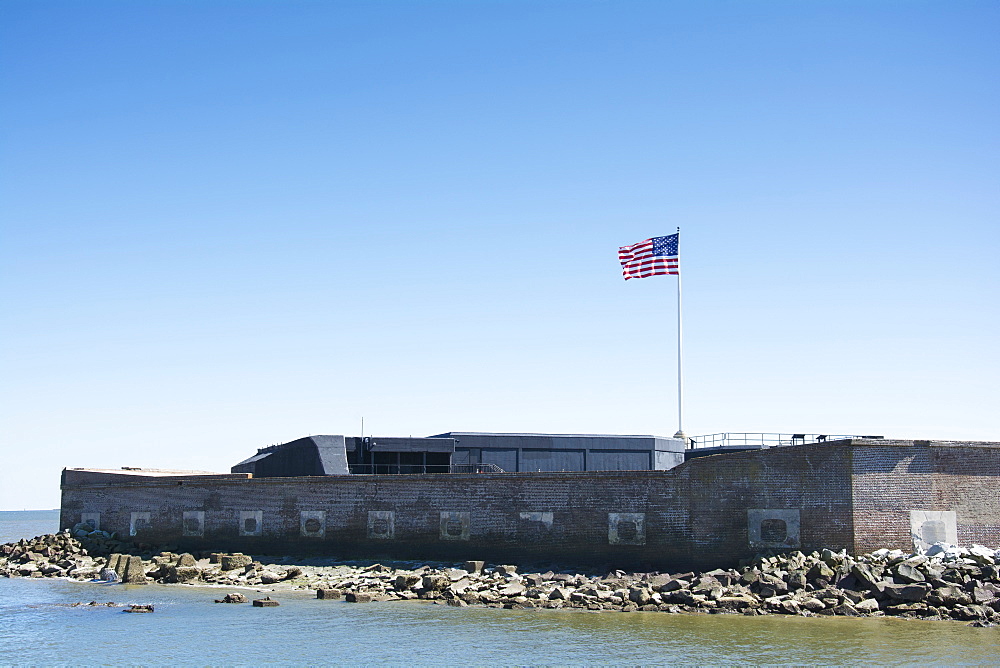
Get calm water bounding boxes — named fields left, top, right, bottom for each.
left=1, top=511, right=998, bottom=666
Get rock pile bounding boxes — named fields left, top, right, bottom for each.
left=69, top=523, right=127, bottom=556
left=299, top=547, right=1000, bottom=623
left=0, top=531, right=101, bottom=579
left=2, top=531, right=998, bottom=624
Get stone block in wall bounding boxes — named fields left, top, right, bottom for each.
left=910, top=510, right=958, bottom=551
left=608, top=513, right=645, bottom=546
left=747, top=509, right=801, bottom=550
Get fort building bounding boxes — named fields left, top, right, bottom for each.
left=60, top=433, right=1000, bottom=571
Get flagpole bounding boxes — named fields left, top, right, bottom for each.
left=674, top=227, right=685, bottom=444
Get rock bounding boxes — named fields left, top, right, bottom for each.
left=801, top=597, right=826, bottom=612
left=99, top=568, right=119, bottom=582
left=780, top=600, right=801, bottom=614
left=855, top=598, right=880, bottom=612
left=122, top=556, right=147, bottom=584
left=851, top=563, right=880, bottom=589
left=463, top=561, right=485, bottom=574
left=832, top=602, right=860, bottom=616
left=628, top=587, right=652, bottom=605
left=421, top=575, right=450, bottom=591
left=658, top=579, right=689, bottom=593
left=252, top=597, right=280, bottom=607
left=968, top=545, right=996, bottom=566
left=448, top=578, right=472, bottom=594
left=716, top=595, right=757, bottom=611
left=394, top=574, right=422, bottom=591
left=495, top=565, right=518, bottom=576
left=316, top=589, right=342, bottom=599
left=786, top=571, right=807, bottom=590
left=973, top=587, right=997, bottom=604
left=220, top=554, right=252, bottom=571
left=259, top=571, right=282, bottom=585
left=124, top=604, right=154, bottom=613
left=215, top=593, right=248, bottom=604
left=808, top=562, right=835, bottom=581
left=447, top=598, right=468, bottom=607
left=109, top=554, right=126, bottom=578
left=884, top=583, right=929, bottom=603
left=894, top=563, right=925, bottom=583
left=549, top=587, right=573, bottom=601
left=346, top=592, right=372, bottom=603
left=175, top=553, right=196, bottom=567
left=167, top=566, right=201, bottom=583
left=500, top=582, right=527, bottom=597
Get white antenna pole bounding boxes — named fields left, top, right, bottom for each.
left=673, top=227, right=685, bottom=443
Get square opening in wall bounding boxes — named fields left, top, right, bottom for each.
left=747, top=509, right=800, bottom=549
left=300, top=511, right=326, bottom=538
left=438, top=511, right=470, bottom=541
left=367, top=511, right=395, bottom=540
left=182, top=511, right=204, bottom=537
left=608, top=513, right=645, bottom=546
left=239, top=511, right=263, bottom=537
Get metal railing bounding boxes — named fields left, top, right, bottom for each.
left=347, top=463, right=506, bottom=475
left=688, top=433, right=877, bottom=450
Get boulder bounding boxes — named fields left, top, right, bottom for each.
left=628, top=587, right=652, bottom=605
left=808, top=562, right=835, bottom=582
left=175, top=553, right=196, bottom=567
left=166, top=566, right=201, bottom=583
left=394, top=574, right=422, bottom=591
left=252, top=597, right=280, bottom=607
left=122, top=556, right=148, bottom=584
left=421, top=575, right=450, bottom=591
left=855, top=598, right=880, bottom=612
left=500, top=582, right=527, bottom=597
left=549, top=587, right=573, bottom=601
left=884, top=583, right=929, bottom=603
left=463, top=560, right=485, bottom=574
left=894, top=563, right=925, bottom=583
left=220, top=554, right=253, bottom=571
left=215, top=593, right=248, bottom=604
left=259, top=571, right=282, bottom=585
left=346, top=592, right=372, bottom=603
left=316, top=589, right=342, bottom=599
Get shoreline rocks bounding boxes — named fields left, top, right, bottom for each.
left=2, top=531, right=998, bottom=624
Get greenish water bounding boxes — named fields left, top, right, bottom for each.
left=1, top=511, right=998, bottom=665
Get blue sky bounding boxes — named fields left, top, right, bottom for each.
left=2, top=1, right=997, bottom=510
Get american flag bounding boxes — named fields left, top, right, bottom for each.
left=618, top=234, right=679, bottom=280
